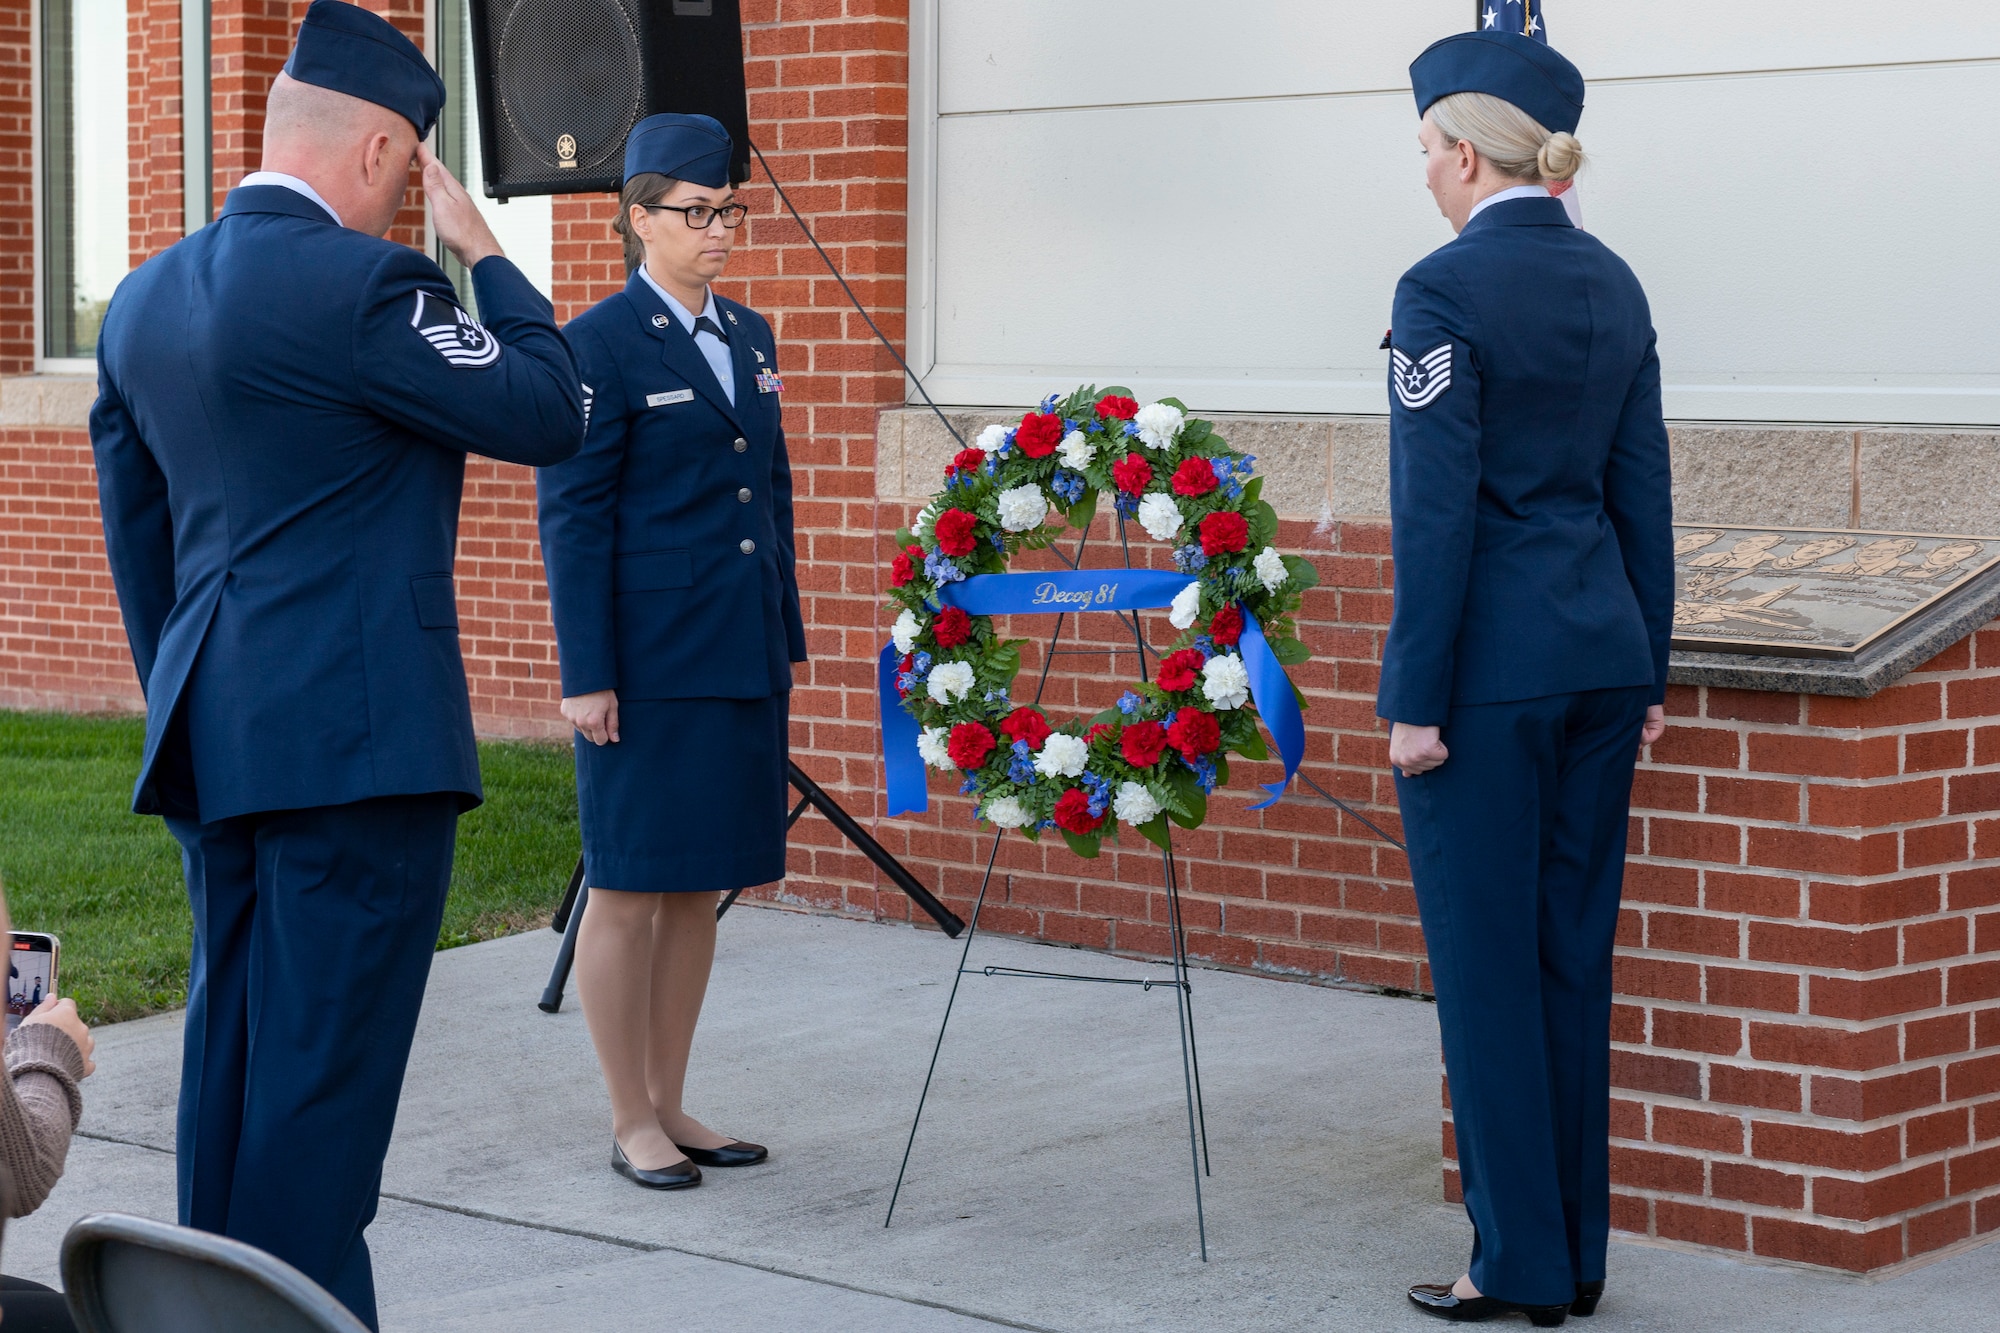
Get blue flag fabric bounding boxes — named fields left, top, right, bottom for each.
left=1484, top=0, right=1547, bottom=40
left=879, top=568, right=1306, bottom=819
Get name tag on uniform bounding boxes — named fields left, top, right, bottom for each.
left=756, top=371, right=784, bottom=395
left=646, top=389, right=694, bottom=407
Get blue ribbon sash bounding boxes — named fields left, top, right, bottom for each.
left=881, top=569, right=1304, bottom=818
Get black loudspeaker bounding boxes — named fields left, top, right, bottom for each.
left=466, top=0, right=751, bottom=200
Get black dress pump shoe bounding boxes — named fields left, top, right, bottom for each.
left=674, top=1139, right=768, bottom=1168
left=611, top=1140, right=702, bottom=1190
left=1408, top=1283, right=1568, bottom=1327
left=1571, top=1282, right=1604, bottom=1317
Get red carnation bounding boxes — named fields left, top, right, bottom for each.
left=1121, top=720, right=1168, bottom=769
left=947, top=722, right=998, bottom=770
left=1172, top=457, right=1219, bottom=498
left=1000, top=706, right=1053, bottom=751
left=1087, top=723, right=1114, bottom=745
left=1053, top=787, right=1106, bottom=835
left=1156, top=648, right=1206, bottom=693
left=1095, top=394, right=1139, bottom=421
left=932, top=606, right=973, bottom=648
left=1015, top=412, right=1063, bottom=458
left=949, top=447, right=986, bottom=477
left=1112, top=453, right=1154, bottom=496
left=1167, top=709, right=1221, bottom=759
left=1209, top=604, right=1243, bottom=647
left=935, top=508, right=980, bottom=557
left=896, top=653, right=915, bottom=696
left=890, top=543, right=922, bottom=587
left=1199, top=510, right=1250, bottom=556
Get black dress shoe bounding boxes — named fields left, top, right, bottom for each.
left=1408, top=1283, right=1568, bottom=1327
left=611, top=1140, right=702, bottom=1190
left=1571, top=1282, right=1604, bottom=1317
left=674, top=1139, right=768, bottom=1168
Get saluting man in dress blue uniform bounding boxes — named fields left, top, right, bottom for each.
left=538, top=115, right=804, bottom=1192
left=1378, top=28, right=1674, bottom=1328
left=89, top=3, right=582, bottom=1323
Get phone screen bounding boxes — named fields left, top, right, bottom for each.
left=6, top=935, right=57, bottom=1034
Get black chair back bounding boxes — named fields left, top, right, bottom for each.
left=60, top=1213, right=369, bottom=1333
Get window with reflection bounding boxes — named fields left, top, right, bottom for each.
left=41, top=0, right=130, bottom=361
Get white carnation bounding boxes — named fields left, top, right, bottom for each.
left=983, top=795, right=1034, bottom=828
left=1134, top=402, right=1184, bottom=451
left=891, top=609, right=922, bottom=654
left=1034, top=733, right=1089, bottom=779
left=996, top=484, right=1049, bottom=533
left=1201, top=653, right=1250, bottom=710
left=1137, top=492, right=1184, bottom=542
left=927, top=660, right=975, bottom=704
left=975, top=424, right=1010, bottom=455
left=1057, top=430, right=1095, bottom=470
left=917, top=726, right=954, bottom=771
left=1253, top=546, right=1288, bottom=593
left=1114, top=781, right=1164, bottom=826
left=913, top=503, right=936, bottom=537
left=1168, top=580, right=1203, bottom=630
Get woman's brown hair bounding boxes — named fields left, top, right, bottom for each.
left=611, top=172, right=680, bottom=275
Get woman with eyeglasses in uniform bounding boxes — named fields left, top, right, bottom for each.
left=537, top=113, right=805, bottom=1190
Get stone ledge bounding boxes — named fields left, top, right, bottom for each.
left=877, top=408, right=2000, bottom=532
left=0, top=375, right=96, bottom=429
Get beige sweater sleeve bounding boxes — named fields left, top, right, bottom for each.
left=0, top=1022, right=86, bottom=1218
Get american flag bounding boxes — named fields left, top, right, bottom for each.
left=1476, top=0, right=1583, bottom=227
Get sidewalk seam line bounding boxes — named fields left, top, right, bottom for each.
left=70, top=1134, right=1053, bottom=1332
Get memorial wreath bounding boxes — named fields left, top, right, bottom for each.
left=879, top=386, right=1318, bottom=857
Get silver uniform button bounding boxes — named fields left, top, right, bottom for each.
left=732, top=437, right=747, bottom=452
left=738, top=488, right=752, bottom=503
left=739, top=539, right=756, bottom=554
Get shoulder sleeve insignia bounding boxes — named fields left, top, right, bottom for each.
left=580, top=382, right=594, bottom=431
left=1390, top=342, right=1454, bottom=411
left=411, top=291, right=502, bottom=369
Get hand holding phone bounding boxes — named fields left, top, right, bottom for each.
left=19, top=998, right=94, bottom=1077
left=6, top=932, right=57, bottom=1034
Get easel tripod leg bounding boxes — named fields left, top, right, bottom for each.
left=539, top=876, right=590, bottom=1014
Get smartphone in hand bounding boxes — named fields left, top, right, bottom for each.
left=6, top=933, right=59, bottom=1033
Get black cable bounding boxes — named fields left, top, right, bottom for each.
left=748, top=137, right=966, bottom=450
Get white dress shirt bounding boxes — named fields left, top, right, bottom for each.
left=238, top=171, right=343, bottom=226
left=637, top=265, right=735, bottom=407
left=1467, top=183, right=1551, bottom=223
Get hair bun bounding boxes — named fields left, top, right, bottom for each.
left=1538, top=131, right=1584, bottom=183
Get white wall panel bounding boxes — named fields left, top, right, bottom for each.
left=915, top=3, right=2000, bottom=424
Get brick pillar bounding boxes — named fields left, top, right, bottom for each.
left=130, top=0, right=190, bottom=265
left=1441, top=632, right=2000, bottom=1272
left=0, top=0, right=33, bottom=372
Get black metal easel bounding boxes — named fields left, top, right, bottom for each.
left=536, top=761, right=965, bottom=1014
left=882, top=515, right=1219, bottom=1259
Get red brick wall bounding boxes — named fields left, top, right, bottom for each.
left=0, top=0, right=31, bottom=374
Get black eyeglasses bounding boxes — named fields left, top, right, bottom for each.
left=642, top=202, right=749, bottom=229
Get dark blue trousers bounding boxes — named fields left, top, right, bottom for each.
left=165, top=794, right=457, bottom=1330
left=1394, top=687, right=1648, bottom=1307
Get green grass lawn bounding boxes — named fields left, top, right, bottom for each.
left=0, top=711, right=579, bottom=1025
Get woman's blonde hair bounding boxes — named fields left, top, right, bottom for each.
left=1426, top=90, right=1584, bottom=184
left=611, top=172, right=679, bottom=275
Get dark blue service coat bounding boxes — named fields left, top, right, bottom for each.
left=91, top=186, right=583, bottom=822
left=537, top=272, right=807, bottom=703
left=1375, top=195, right=1672, bottom=728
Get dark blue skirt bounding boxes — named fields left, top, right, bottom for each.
left=575, top=694, right=789, bottom=894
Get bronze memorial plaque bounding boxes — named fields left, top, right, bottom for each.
left=1671, top=525, right=2000, bottom=660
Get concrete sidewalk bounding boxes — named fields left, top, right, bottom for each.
left=6, top=905, right=1996, bottom=1330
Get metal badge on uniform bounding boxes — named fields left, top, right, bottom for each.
left=725, top=310, right=738, bottom=325
left=753, top=348, right=766, bottom=363
left=756, top=370, right=784, bottom=395
left=652, top=314, right=669, bottom=328
left=647, top=389, right=695, bottom=407
left=1391, top=342, right=1453, bottom=410
left=410, top=291, right=501, bottom=368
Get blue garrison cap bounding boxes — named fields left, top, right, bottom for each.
left=284, top=0, right=446, bottom=138
left=623, top=114, right=734, bottom=188
left=1410, top=31, right=1584, bottom=135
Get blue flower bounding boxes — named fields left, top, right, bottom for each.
left=1122, top=421, right=1141, bottom=437
left=1117, top=691, right=1142, bottom=716
left=896, top=672, right=916, bottom=693
left=959, top=776, right=978, bottom=795
left=1051, top=470, right=1086, bottom=504
left=1114, top=493, right=1139, bottom=518
left=1186, top=755, right=1218, bottom=793
left=913, top=652, right=933, bottom=675
left=1171, top=543, right=1209, bottom=574
left=983, top=688, right=1010, bottom=704
left=1080, top=770, right=1113, bottom=818
left=1193, top=635, right=1217, bottom=661
left=1040, top=392, right=1061, bottom=416
left=990, top=532, right=1006, bottom=550
left=1007, top=740, right=1038, bottom=784
left=924, top=551, right=967, bottom=584
left=1062, top=417, right=1081, bottom=433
